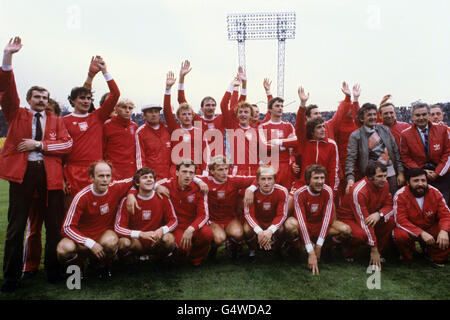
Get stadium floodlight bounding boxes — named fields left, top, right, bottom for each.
left=227, top=12, right=296, bottom=98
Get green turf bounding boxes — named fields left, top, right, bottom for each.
left=0, top=179, right=448, bottom=300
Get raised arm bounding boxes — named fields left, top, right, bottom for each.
left=326, top=82, right=354, bottom=137
left=83, top=56, right=101, bottom=89
left=260, top=78, right=273, bottom=123
left=95, top=56, right=121, bottom=122
left=237, top=66, right=247, bottom=103
left=177, top=60, right=191, bottom=104
left=163, top=71, right=180, bottom=133
left=0, top=37, right=22, bottom=122
left=221, top=77, right=241, bottom=129
left=295, top=86, right=309, bottom=145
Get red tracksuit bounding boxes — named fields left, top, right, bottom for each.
left=114, top=193, right=178, bottom=250
left=135, top=121, right=172, bottom=179
left=336, top=177, right=395, bottom=256
left=163, top=93, right=207, bottom=174
left=293, top=185, right=334, bottom=252
left=400, top=122, right=450, bottom=177
left=281, top=106, right=340, bottom=194
left=62, top=179, right=132, bottom=246
left=63, top=76, right=120, bottom=196
left=0, top=69, right=73, bottom=188
left=244, top=184, right=289, bottom=233
left=157, top=177, right=213, bottom=266
left=258, top=120, right=295, bottom=189
left=103, top=115, right=138, bottom=180
left=393, top=185, right=450, bottom=263
left=197, top=175, right=255, bottom=227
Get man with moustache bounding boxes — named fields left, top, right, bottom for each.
left=0, top=37, right=73, bottom=292
left=393, top=168, right=450, bottom=266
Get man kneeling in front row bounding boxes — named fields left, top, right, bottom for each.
left=393, top=167, right=449, bottom=267
left=243, top=165, right=297, bottom=261
left=292, top=164, right=351, bottom=274
left=56, top=161, right=132, bottom=278
left=114, top=168, right=178, bottom=261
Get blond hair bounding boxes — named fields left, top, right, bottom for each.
left=256, top=165, right=276, bottom=180
left=234, top=101, right=255, bottom=118
left=208, top=155, right=232, bottom=172
left=176, top=103, right=194, bottom=118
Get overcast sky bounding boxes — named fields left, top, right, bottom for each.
left=1, top=0, right=449, bottom=112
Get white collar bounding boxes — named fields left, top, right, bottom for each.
left=71, top=112, right=89, bottom=118
left=260, top=187, right=274, bottom=195
left=91, top=185, right=108, bottom=196
left=307, top=186, right=321, bottom=196
left=137, top=191, right=155, bottom=200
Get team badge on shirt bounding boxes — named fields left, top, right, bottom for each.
left=129, top=127, right=135, bottom=135
left=217, top=191, right=225, bottom=199
left=166, top=142, right=171, bottom=148
left=187, top=194, right=195, bottom=203
left=49, top=131, right=57, bottom=140
left=208, top=123, right=215, bottom=129
left=433, top=144, right=440, bottom=151
left=142, top=210, right=152, bottom=220
left=100, top=204, right=109, bottom=215
left=425, top=210, right=434, bottom=217
left=245, top=131, right=253, bottom=141
left=263, top=202, right=271, bottom=210
left=311, top=204, right=318, bottom=213
left=78, top=122, right=88, bottom=131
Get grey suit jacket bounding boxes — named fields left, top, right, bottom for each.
left=345, top=124, right=404, bottom=181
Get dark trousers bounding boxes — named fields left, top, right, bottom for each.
left=430, top=172, right=450, bottom=205
left=3, top=161, right=64, bottom=281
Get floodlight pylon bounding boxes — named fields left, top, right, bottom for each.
left=227, top=12, right=296, bottom=98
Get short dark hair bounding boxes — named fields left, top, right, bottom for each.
left=88, top=160, right=113, bottom=178
left=411, top=103, right=430, bottom=114
left=305, top=164, right=327, bottom=185
left=200, top=96, right=216, bottom=108
left=68, top=87, right=93, bottom=107
left=305, top=105, right=319, bottom=117
left=365, top=161, right=387, bottom=178
left=176, top=159, right=196, bottom=171
left=357, top=103, right=377, bottom=123
left=430, top=104, right=442, bottom=111
left=268, top=97, right=284, bottom=110
left=306, top=117, right=325, bottom=140
left=133, top=167, right=156, bottom=190
left=26, top=86, right=49, bottom=101
left=48, top=98, right=61, bottom=116
left=406, top=167, right=427, bottom=182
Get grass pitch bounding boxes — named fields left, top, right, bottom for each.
left=0, top=179, right=448, bottom=300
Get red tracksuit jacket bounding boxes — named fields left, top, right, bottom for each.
left=0, top=69, right=72, bottom=190
left=135, top=120, right=172, bottom=179
left=400, top=122, right=450, bottom=176
left=394, top=185, right=450, bottom=237
left=103, top=115, right=138, bottom=180
left=337, top=177, right=393, bottom=247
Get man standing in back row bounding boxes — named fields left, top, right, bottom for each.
left=0, top=37, right=73, bottom=292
